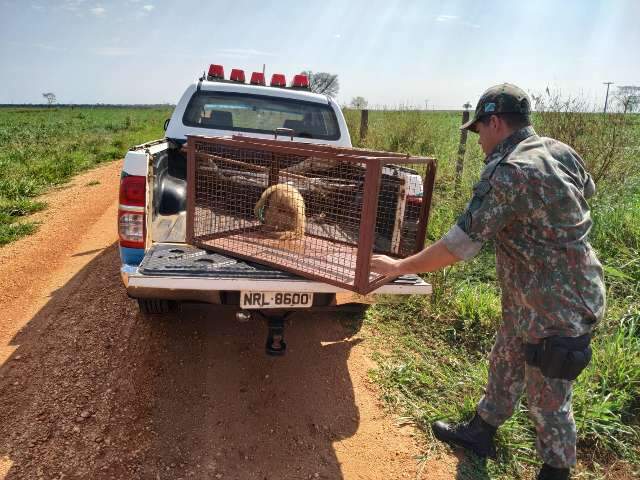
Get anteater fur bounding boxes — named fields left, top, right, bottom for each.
left=254, top=184, right=306, bottom=240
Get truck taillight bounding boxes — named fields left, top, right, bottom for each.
left=407, top=195, right=423, bottom=206
left=270, top=73, right=286, bottom=87
left=119, top=175, right=146, bottom=249
left=119, top=175, right=145, bottom=206
left=118, top=210, right=145, bottom=248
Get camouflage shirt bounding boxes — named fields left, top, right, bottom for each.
left=442, top=126, right=606, bottom=341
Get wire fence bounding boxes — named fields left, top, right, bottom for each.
left=187, top=135, right=436, bottom=294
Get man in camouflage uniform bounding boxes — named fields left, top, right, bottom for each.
left=371, top=84, right=605, bottom=480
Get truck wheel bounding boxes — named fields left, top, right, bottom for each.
left=137, top=298, right=181, bottom=314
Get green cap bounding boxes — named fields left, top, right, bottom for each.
left=461, top=83, right=531, bottom=132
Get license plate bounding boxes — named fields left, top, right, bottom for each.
left=240, top=291, right=313, bottom=309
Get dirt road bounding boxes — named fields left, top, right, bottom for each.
left=0, top=161, right=459, bottom=480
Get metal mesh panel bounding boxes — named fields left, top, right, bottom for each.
left=186, top=135, right=436, bottom=294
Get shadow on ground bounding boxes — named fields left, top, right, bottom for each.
left=455, top=451, right=490, bottom=480
left=0, top=243, right=367, bottom=479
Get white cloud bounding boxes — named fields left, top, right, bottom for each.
left=33, top=42, right=67, bottom=51
left=333, top=33, right=341, bottom=39
left=92, top=46, right=137, bottom=56
left=435, top=14, right=479, bottom=29
left=61, top=0, right=89, bottom=11
left=7, top=40, right=67, bottom=52
left=134, top=4, right=154, bottom=17
left=90, top=6, right=105, bottom=16
left=216, top=48, right=276, bottom=58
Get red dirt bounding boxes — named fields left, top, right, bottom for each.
left=0, top=161, right=459, bottom=479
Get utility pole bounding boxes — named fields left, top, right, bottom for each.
left=603, top=81, right=614, bottom=113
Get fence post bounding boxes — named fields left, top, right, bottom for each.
left=454, top=109, right=470, bottom=193
left=359, top=109, right=369, bottom=142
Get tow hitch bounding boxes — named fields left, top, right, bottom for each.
left=264, top=314, right=287, bottom=356
left=238, top=310, right=293, bottom=356
left=262, top=312, right=294, bottom=356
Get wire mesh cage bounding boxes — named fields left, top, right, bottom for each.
left=186, top=135, right=436, bottom=294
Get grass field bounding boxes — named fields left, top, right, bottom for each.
left=1, top=105, right=638, bottom=478
left=343, top=108, right=640, bottom=479
left=0, top=107, right=172, bottom=245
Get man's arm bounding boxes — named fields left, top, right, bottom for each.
left=583, top=173, right=596, bottom=199
left=371, top=239, right=461, bottom=276
left=371, top=162, right=526, bottom=277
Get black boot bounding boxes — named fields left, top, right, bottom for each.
left=537, top=464, right=570, bottom=480
left=431, top=412, right=497, bottom=458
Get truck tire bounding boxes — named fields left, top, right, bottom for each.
left=137, top=298, right=181, bottom=315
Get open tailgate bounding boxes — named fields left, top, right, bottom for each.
left=123, top=244, right=431, bottom=304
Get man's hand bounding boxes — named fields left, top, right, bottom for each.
left=371, top=254, right=402, bottom=276
left=370, top=240, right=462, bottom=277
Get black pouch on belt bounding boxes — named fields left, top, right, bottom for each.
left=524, top=334, right=592, bottom=381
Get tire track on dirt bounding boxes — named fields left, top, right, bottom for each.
left=0, top=160, right=456, bottom=479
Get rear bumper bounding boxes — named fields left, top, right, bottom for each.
left=121, top=264, right=432, bottom=306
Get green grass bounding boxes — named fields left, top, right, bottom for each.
left=2, top=105, right=638, bottom=478
left=0, top=106, right=172, bottom=245
left=0, top=221, right=40, bottom=246
left=345, top=108, right=640, bottom=479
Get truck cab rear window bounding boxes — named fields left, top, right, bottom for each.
left=183, top=91, right=341, bottom=140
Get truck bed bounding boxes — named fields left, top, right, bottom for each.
left=122, top=243, right=432, bottom=306
left=139, top=243, right=304, bottom=279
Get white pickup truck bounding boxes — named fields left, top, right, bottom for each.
left=118, top=64, right=432, bottom=354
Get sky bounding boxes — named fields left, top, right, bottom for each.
left=1, top=0, right=639, bottom=109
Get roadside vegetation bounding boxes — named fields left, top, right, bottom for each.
left=1, top=103, right=637, bottom=478
left=0, top=107, right=171, bottom=245
left=344, top=103, right=640, bottom=479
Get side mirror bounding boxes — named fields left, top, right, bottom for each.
left=163, top=118, right=170, bottom=131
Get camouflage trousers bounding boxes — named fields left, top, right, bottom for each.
left=476, top=321, right=576, bottom=468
